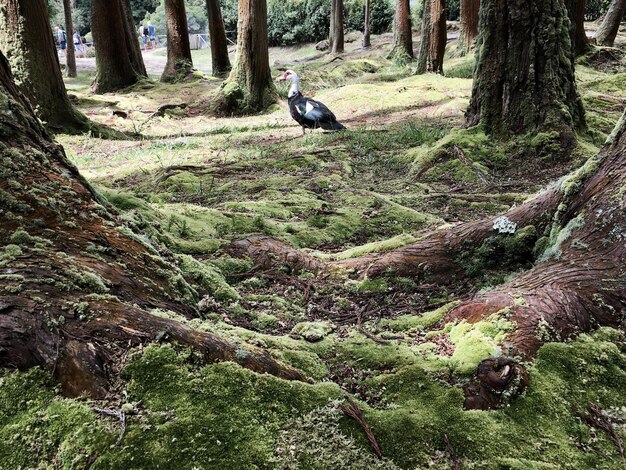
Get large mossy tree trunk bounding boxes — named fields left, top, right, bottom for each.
left=363, top=0, right=371, bottom=48
left=216, top=0, right=274, bottom=114
left=161, top=0, right=194, bottom=82
left=62, top=0, right=77, bottom=78
left=458, top=0, right=479, bottom=54
left=120, top=0, right=148, bottom=77
left=595, top=0, right=626, bottom=46
left=565, top=0, right=590, bottom=56
left=329, top=0, right=345, bottom=54
left=390, top=0, right=413, bottom=60
left=465, top=0, right=586, bottom=139
left=206, top=0, right=232, bottom=77
left=0, top=50, right=303, bottom=399
left=230, top=110, right=626, bottom=410
left=0, top=0, right=90, bottom=132
left=91, top=0, right=145, bottom=93
left=416, top=0, right=447, bottom=74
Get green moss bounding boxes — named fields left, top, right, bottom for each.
left=560, top=154, right=603, bottom=197
left=380, top=301, right=461, bottom=332
left=63, top=267, right=109, bottom=294
left=457, top=224, right=538, bottom=277
left=109, top=345, right=341, bottom=468
left=273, top=404, right=400, bottom=469
left=291, top=321, right=334, bottom=342
left=3, top=328, right=626, bottom=469
left=175, top=253, right=240, bottom=301
left=9, top=228, right=51, bottom=246
left=444, top=53, right=476, bottom=79
left=538, top=213, right=585, bottom=262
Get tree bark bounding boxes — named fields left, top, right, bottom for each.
left=206, top=0, right=232, bottom=77
left=228, top=109, right=626, bottom=410
left=329, top=0, right=345, bottom=54
left=217, top=0, right=274, bottom=113
left=363, top=0, right=371, bottom=48
left=62, top=0, right=77, bottom=78
left=390, top=0, right=413, bottom=59
left=565, top=0, right=590, bottom=55
left=416, top=0, right=447, bottom=74
left=465, top=0, right=586, bottom=139
left=120, top=0, right=148, bottom=77
left=595, top=0, right=626, bottom=47
left=458, top=0, right=479, bottom=53
left=0, top=0, right=90, bottom=132
left=161, top=0, right=194, bottom=82
left=91, top=0, right=144, bottom=93
left=416, top=0, right=432, bottom=73
left=0, top=50, right=304, bottom=399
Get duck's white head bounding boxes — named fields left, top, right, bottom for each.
left=278, top=70, right=300, bottom=98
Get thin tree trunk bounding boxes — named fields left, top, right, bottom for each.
left=329, top=0, right=345, bottom=54
left=0, top=50, right=304, bottom=399
left=120, top=0, right=148, bottom=77
left=390, top=0, right=413, bottom=59
left=595, top=0, right=626, bottom=46
left=363, top=0, right=371, bottom=48
left=416, top=0, right=446, bottom=74
left=217, top=0, right=273, bottom=113
left=466, top=0, right=586, bottom=139
left=91, top=0, right=143, bottom=93
left=0, top=0, right=91, bottom=132
left=161, top=0, right=194, bottom=82
left=458, top=0, right=479, bottom=53
left=416, top=0, right=432, bottom=73
left=565, top=0, right=590, bottom=55
left=429, top=0, right=447, bottom=73
left=62, top=0, right=77, bottom=77
left=206, top=0, right=232, bottom=77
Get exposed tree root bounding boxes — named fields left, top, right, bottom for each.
left=227, top=114, right=626, bottom=409
left=0, top=57, right=305, bottom=398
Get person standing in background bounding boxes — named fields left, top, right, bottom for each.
left=73, top=31, right=84, bottom=57
left=140, top=23, right=149, bottom=50
left=148, top=21, right=156, bottom=49
left=57, top=26, right=67, bottom=52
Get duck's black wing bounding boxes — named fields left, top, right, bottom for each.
left=292, top=96, right=346, bottom=130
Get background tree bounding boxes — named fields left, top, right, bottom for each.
left=216, top=0, right=274, bottom=113
left=466, top=0, right=586, bottom=139
left=458, top=0, right=479, bottom=53
left=0, top=0, right=90, bottom=132
left=161, top=0, right=194, bottom=81
left=416, top=0, right=447, bottom=74
left=206, top=0, right=232, bottom=77
left=121, top=0, right=149, bottom=77
left=62, top=0, right=77, bottom=78
left=390, top=0, right=413, bottom=60
left=91, top=0, right=146, bottom=93
left=329, top=0, right=345, bottom=53
left=594, top=0, right=626, bottom=46
left=363, top=0, right=371, bottom=47
left=565, top=0, right=590, bottom=55
left=0, top=50, right=303, bottom=399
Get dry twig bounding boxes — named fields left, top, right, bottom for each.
left=339, top=397, right=382, bottom=459
left=93, top=407, right=127, bottom=446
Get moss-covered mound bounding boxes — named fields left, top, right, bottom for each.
left=1, top=329, right=625, bottom=468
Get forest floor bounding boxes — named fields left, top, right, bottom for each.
left=3, top=27, right=626, bottom=469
